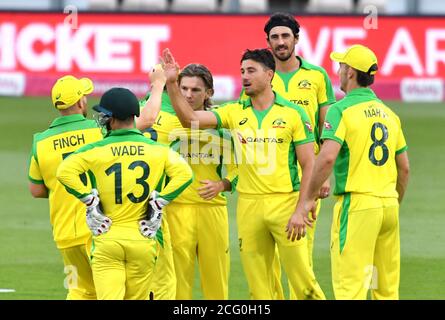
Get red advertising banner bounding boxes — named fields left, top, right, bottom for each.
left=0, top=12, right=444, bottom=101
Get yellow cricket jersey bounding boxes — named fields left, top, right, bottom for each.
left=321, top=88, right=408, bottom=197
left=57, top=129, right=193, bottom=225
left=139, top=92, right=183, bottom=145
left=140, top=92, right=238, bottom=205
left=241, top=57, right=336, bottom=147
left=211, top=92, right=314, bottom=195
left=28, top=114, right=103, bottom=249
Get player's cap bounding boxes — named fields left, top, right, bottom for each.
left=51, top=75, right=94, bottom=109
left=330, top=44, right=378, bottom=75
left=93, top=87, right=140, bottom=120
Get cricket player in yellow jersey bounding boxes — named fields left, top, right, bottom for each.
left=163, top=48, right=325, bottom=300
left=28, top=75, right=101, bottom=299
left=57, top=87, right=193, bottom=300
left=138, top=64, right=237, bottom=299
left=136, top=66, right=180, bottom=300
left=291, top=45, right=410, bottom=300
left=241, top=10, right=335, bottom=271
left=263, top=13, right=336, bottom=299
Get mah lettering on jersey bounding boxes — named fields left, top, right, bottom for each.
left=53, top=134, right=85, bottom=150
left=364, top=105, right=388, bottom=119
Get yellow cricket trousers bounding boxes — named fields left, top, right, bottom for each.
left=271, top=200, right=321, bottom=299
left=90, top=225, right=158, bottom=300
left=166, top=203, right=229, bottom=300
left=60, top=244, right=96, bottom=300
left=237, top=192, right=325, bottom=300
left=331, top=193, right=400, bottom=300
left=148, top=218, right=177, bottom=299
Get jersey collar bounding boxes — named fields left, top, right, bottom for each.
left=297, top=56, right=311, bottom=70
left=105, top=128, right=142, bottom=138
left=241, top=91, right=289, bottom=109
left=49, top=114, right=86, bottom=128
left=346, top=87, right=377, bottom=98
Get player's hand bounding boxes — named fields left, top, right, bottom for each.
left=81, top=189, right=112, bottom=236
left=139, top=191, right=169, bottom=239
left=198, top=180, right=225, bottom=200
left=149, top=64, right=166, bottom=87
left=286, top=210, right=307, bottom=242
left=318, top=178, right=330, bottom=199
left=139, top=213, right=162, bottom=239
left=162, top=48, right=180, bottom=84
left=286, top=200, right=315, bottom=241
left=308, top=200, right=318, bottom=221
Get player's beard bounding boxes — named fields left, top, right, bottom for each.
left=273, top=45, right=295, bottom=62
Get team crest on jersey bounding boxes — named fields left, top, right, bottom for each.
left=298, top=80, right=311, bottom=89
left=304, top=121, right=313, bottom=133
left=323, top=121, right=332, bottom=130
left=272, top=118, right=286, bottom=128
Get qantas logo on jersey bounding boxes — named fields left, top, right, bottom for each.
left=237, top=132, right=247, bottom=144
left=298, top=80, right=311, bottom=89
left=180, top=152, right=214, bottom=159
left=290, top=99, right=309, bottom=106
left=237, top=132, right=284, bottom=144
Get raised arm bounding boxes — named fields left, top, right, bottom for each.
left=135, top=65, right=166, bottom=131
left=163, top=48, right=218, bottom=129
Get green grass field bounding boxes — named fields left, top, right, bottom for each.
left=0, top=96, right=444, bottom=300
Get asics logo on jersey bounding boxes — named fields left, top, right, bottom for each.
left=239, top=118, right=248, bottom=125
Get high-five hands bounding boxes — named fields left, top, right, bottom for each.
left=149, top=63, right=166, bottom=87
left=161, top=48, right=180, bottom=84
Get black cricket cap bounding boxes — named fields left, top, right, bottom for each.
left=93, top=87, right=140, bottom=120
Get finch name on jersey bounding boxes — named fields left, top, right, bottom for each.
left=53, top=134, right=85, bottom=150
left=111, top=145, right=145, bottom=156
